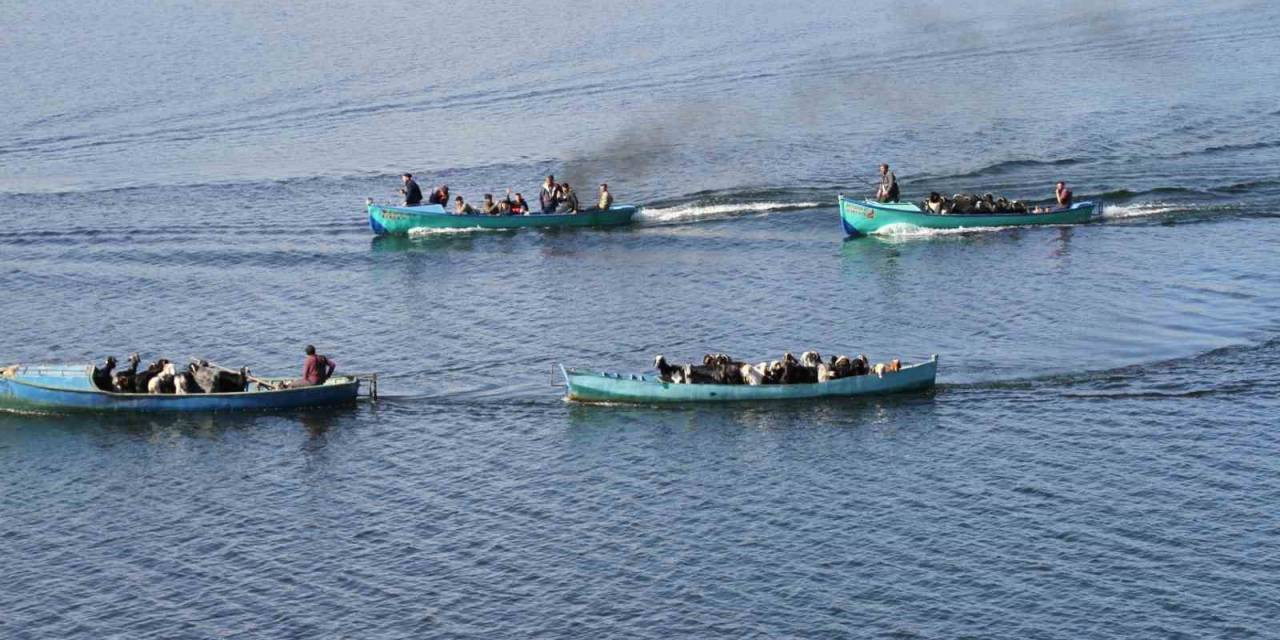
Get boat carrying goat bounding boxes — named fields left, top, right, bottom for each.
left=93, top=353, right=260, bottom=394
left=653, top=352, right=902, bottom=386
left=920, top=192, right=1031, bottom=215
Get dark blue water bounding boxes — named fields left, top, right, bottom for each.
left=3, top=1, right=1280, bottom=637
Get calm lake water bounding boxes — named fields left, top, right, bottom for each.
left=3, top=1, right=1279, bottom=637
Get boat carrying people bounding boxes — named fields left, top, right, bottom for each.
left=560, top=352, right=938, bottom=403
left=367, top=172, right=638, bottom=234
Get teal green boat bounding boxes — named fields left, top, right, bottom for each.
left=368, top=201, right=638, bottom=235
left=560, top=355, right=937, bottom=404
left=839, top=196, right=1097, bottom=237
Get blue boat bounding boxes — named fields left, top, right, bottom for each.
left=560, top=356, right=938, bottom=404
left=0, top=364, right=367, bottom=413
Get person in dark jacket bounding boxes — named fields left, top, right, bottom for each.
left=539, top=175, right=560, bottom=213
left=560, top=183, right=580, bottom=213
left=399, top=173, right=423, bottom=206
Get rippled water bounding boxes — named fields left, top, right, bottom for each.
left=3, top=1, right=1280, bottom=637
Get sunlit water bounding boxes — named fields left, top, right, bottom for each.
left=3, top=1, right=1279, bottom=637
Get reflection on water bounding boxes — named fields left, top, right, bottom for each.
left=0, top=405, right=363, bottom=445
left=562, top=391, right=940, bottom=434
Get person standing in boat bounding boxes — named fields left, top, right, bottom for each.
left=560, top=183, right=580, bottom=213
left=597, top=183, right=613, bottom=210
left=540, top=175, right=560, bottom=213
left=876, top=163, right=899, bottom=203
left=294, top=345, right=336, bottom=388
left=399, top=173, right=423, bottom=206
left=1055, top=181, right=1073, bottom=208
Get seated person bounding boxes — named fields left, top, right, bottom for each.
left=454, top=195, right=477, bottom=215
left=597, top=183, right=613, bottom=210
left=428, top=185, right=448, bottom=205
left=560, top=183, right=580, bottom=213
left=1055, top=181, right=1072, bottom=208
left=289, top=345, right=335, bottom=388
left=480, top=193, right=501, bottom=215
left=509, top=192, right=530, bottom=215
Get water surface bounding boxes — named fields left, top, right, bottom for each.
left=3, top=1, right=1279, bottom=637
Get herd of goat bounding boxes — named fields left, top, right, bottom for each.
left=653, top=352, right=902, bottom=385
left=92, top=354, right=253, bottom=394
left=921, top=192, right=1033, bottom=215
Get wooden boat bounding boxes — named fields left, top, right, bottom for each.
left=367, top=201, right=638, bottom=235
left=0, top=364, right=370, bottom=413
left=560, top=355, right=938, bottom=404
left=839, top=195, right=1097, bottom=237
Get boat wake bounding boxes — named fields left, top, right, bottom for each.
left=869, top=222, right=1020, bottom=239
left=1100, top=201, right=1183, bottom=220
left=636, top=201, right=823, bottom=226
left=406, top=226, right=503, bottom=238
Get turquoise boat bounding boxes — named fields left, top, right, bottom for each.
left=839, top=196, right=1097, bottom=237
left=0, top=364, right=368, bottom=413
left=560, top=355, right=938, bottom=404
left=367, top=202, right=638, bottom=235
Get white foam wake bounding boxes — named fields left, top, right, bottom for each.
left=873, top=222, right=1030, bottom=238
left=636, top=201, right=823, bottom=225
left=407, top=226, right=500, bottom=237
left=1101, top=202, right=1181, bottom=219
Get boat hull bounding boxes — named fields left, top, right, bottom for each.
left=561, top=356, right=937, bottom=404
left=368, top=203, right=638, bottom=235
left=0, top=364, right=360, bottom=413
left=839, top=196, right=1096, bottom=236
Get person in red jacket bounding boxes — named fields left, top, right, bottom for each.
left=295, top=345, right=336, bottom=387
left=1055, top=181, right=1073, bottom=208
